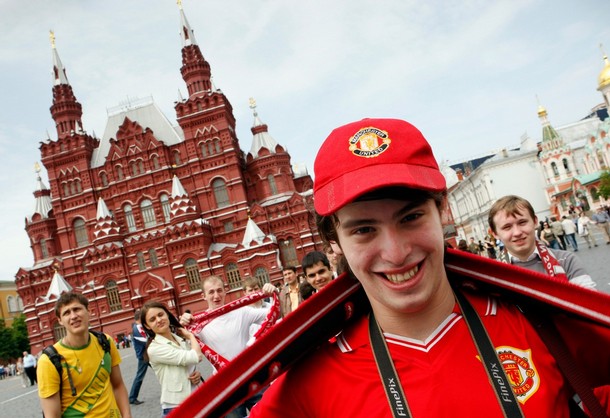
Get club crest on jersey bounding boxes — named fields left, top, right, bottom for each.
left=497, top=346, right=540, bottom=403
left=348, top=127, right=391, bottom=158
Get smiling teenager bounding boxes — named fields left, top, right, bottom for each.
left=245, top=118, right=610, bottom=417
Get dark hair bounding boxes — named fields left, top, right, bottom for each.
left=140, top=300, right=183, bottom=362
left=488, top=195, right=535, bottom=233
left=134, top=309, right=141, bottom=321
left=54, top=291, right=89, bottom=318
left=317, top=187, right=446, bottom=245
left=282, top=266, right=297, bottom=274
left=299, top=281, right=315, bottom=301
left=301, top=251, right=330, bottom=275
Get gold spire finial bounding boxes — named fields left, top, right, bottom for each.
left=49, top=30, right=55, bottom=48
left=34, top=162, right=41, bottom=174
left=249, top=97, right=256, bottom=110
left=177, top=0, right=182, bottom=10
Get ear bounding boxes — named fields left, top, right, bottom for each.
left=329, top=241, right=343, bottom=256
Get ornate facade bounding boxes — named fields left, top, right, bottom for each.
left=15, top=5, right=318, bottom=353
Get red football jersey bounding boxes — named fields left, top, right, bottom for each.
left=250, top=290, right=610, bottom=417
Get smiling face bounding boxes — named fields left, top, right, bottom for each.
left=203, top=277, right=226, bottom=310
left=491, top=208, right=538, bottom=261
left=329, top=198, right=452, bottom=324
left=58, top=301, right=90, bottom=337
left=304, top=262, right=333, bottom=291
left=143, top=307, right=171, bottom=336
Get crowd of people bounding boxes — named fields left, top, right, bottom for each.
left=7, top=116, right=607, bottom=417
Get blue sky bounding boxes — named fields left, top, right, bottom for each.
left=1, top=0, right=610, bottom=282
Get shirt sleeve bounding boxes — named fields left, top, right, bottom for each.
left=560, top=252, right=596, bottom=289
left=37, top=353, right=60, bottom=399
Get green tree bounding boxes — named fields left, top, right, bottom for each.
left=0, top=319, right=17, bottom=361
left=11, top=315, right=30, bottom=356
left=599, top=171, right=610, bottom=200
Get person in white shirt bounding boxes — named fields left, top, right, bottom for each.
left=141, top=300, right=203, bottom=418
left=560, top=215, right=579, bottom=251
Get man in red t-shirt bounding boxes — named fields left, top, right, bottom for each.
left=249, top=118, right=610, bottom=417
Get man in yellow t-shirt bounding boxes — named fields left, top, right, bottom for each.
left=37, top=291, right=132, bottom=418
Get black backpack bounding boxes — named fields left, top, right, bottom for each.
left=42, top=330, right=111, bottom=397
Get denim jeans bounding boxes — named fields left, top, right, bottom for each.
left=565, top=233, right=578, bottom=250
left=129, top=359, right=149, bottom=402
left=161, top=407, right=175, bottom=418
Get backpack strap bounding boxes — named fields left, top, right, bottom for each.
left=42, top=345, right=76, bottom=397
left=89, top=330, right=111, bottom=353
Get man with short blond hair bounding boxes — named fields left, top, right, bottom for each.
left=489, top=195, right=595, bottom=289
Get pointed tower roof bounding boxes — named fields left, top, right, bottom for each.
left=537, top=100, right=567, bottom=156
left=45, top=269, right=72, bottom=300
left=598, top=44, right=610, bottom=91
left=170, top=175, right=198, bottom=222
left=248, top=98, right=280, bottom=158
left=178, top=0, right=198, bottom=47
left=176, top=1, right=211, bottom=97
left=93, top=197, right=121, bottom=242
left=50, top=30, right=69, bottom=86
left=241, top=216, right=268, bottom=248
left=29, top=163, right=53, bottom=222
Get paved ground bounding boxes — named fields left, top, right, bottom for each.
left=1, top=231, right=608, bottom=417
left=0, top=348, right=213, bottom=418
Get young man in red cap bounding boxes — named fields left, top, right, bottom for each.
left=250, top=118, right=610, bottom=417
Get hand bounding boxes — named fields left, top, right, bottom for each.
left=188, top=370, right=202, bottom=385
left=179, top=312, right=193, bottom=326
left=176, top=327, right=193, bottom=340
left=262, top=283, right=277, bottom=295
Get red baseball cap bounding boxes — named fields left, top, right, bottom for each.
left=313, top=118, right=446, bottom=216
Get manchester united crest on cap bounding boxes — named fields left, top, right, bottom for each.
left=348, top=127, right=391, bottom=158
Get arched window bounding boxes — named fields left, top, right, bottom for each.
left=149, top=249, right=159, bottom=267
left=40, top=238, right=49, bottom=258
left=267, top=174, right=278, bottom=195
left=140, top=199, right=157, bottom=228
left=100, top=172, right=108, bottom=187
left=225, top=263, right=241, bottom=289
left=215, top=139, right=222, bottom=153
left=160, top=193, right=171, bottom=223
left=70, top=182, right=76, bottom=195
left=124, top=204, right=136, bottom=232
left=130, top=161, right=138, bottom=176
left=138, top=160, right=145, bottom=174
left=279, top=238, right=299, bottom=267
left=208, top=142, right=214, bottom=155
left=75, top=180, right=82, bottom=193
left=152, top=155, right=160, bottom=170
left=106, top=280, right=122, bottom=312
left=53, top=322, right=66, bottom=341
left=116, top=166, right=124, bottom=180
left=184, top=258, right=201, bottom=291
left=200, top=143, right=207, bottom=157
left=551, top=162, right=559, bottom=177
left=254, top=267, right=270, bottom=285
left=213, top=178, right=230, bottom=208
left=562, top=158, right=570, bottom=173
left=63, top=183, right=69, bottom=196
left=173, top=151, right=181, bottom=165
left=74, top=218, right=89, bottom=247
left=136, top=252, right=146, bottom=271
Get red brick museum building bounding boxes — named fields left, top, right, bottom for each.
left=16, top=6, right=319, bottom=352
